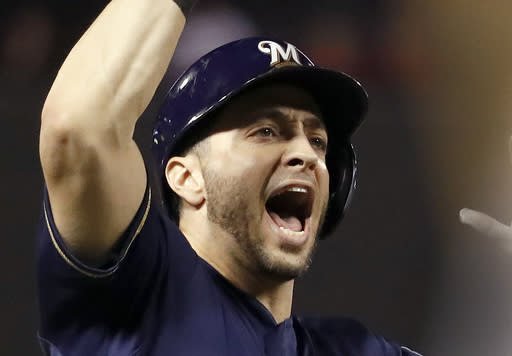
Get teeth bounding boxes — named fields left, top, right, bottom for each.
left=287, top=187, right=307, bottom=193
left=279, top=226, right=305, bottom=237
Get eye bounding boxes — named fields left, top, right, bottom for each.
left=311, top=136, right=327, bottom=151
left=255, top=127, right=278, bottom=137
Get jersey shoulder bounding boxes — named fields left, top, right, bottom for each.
left=296, top=316, right=422, bottom=356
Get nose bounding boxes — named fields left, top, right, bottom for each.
left=282, top=135, right=319, bottom=171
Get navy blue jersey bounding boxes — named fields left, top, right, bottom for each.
left=37, top=186, right=422, bottom=356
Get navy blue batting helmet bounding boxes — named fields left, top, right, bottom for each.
left=152, top=37, right=368, bottom=237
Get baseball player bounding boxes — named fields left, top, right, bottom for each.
left=37, top=1, right=422, bottom=355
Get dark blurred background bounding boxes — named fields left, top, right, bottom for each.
left=2, top=1, right=512, bottom=355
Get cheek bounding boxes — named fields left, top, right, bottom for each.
left=238, top=156, right=276, bottom=196
left=214, top=154, right=272, bottom=182
left=318, top=164, right=330, bottom=196
left=214, top=142, right=277, bottom=178
left=208, top=134, right=274, bottom=174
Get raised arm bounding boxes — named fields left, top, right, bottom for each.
left=39, top=0, right=188, bottom=263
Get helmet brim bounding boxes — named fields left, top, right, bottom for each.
left=169, top=65, right=368, bottom=158
left=241, top=65, right=368, bottom=138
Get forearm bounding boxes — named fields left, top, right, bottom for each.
left=42, top=0, right=186, bottom=140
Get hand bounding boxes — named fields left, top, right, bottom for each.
left=459, top=137, right=512, bottom=250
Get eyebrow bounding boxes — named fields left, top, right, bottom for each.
left=252, top=108, right=326, bottom=131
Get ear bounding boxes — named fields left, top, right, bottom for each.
left=165, top=156, right=205, bottom=207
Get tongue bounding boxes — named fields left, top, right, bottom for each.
left=269, top=212, right=303, bottom=232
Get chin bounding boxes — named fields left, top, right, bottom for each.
left=252, top=239, right=318, bottom=282
left=259, top=258, right=312, bottom=282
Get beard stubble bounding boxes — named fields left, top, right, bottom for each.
left=202, top=168, right=318, bottom=281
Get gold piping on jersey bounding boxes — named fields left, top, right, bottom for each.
left=44, top=188, right=152, bottom=279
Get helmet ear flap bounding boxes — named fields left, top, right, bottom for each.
left=319, top=143, right=357, bottom=238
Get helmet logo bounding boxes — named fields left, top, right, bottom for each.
left=258, top=40, right=302, bottom=67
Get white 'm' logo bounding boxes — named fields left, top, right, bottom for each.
left=258, top=40, right=302, bottom=66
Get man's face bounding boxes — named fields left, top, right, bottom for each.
left=199, top=83, right=330, bottom=282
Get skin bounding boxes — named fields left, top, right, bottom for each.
left=40, top=0, right=185, bottom=263
left=166, top=83, right=330, bottom=322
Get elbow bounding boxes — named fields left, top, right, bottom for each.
left=39, top=124, right=77, bottom=183
left=39, top=105, right=94, bottom=182
left=40, top=101, right=79, bottom=153
left=41, top=98, right=75, bottom=144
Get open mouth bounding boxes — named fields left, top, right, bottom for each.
left=265, top=185, right=314, bottom=236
